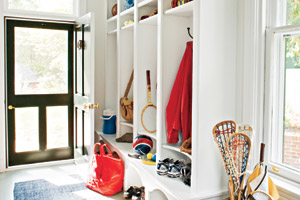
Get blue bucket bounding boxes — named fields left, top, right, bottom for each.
left=101, top=109, right=116, bottom=134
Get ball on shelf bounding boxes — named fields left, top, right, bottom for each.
left=147, top=153, right=153, bottom=160
left=132, top=135, right=153, bottom=155
left=152, top=154, right=156, bottom=161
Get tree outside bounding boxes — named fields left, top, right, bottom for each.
left=283, top=0, right=300, bottom=170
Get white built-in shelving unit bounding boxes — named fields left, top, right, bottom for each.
left=104, top=0, right=237, bottom=199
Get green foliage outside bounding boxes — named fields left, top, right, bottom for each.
left=15, top=28, right=68, bottom=94
left=8, top=0, right=73, bottom=14
left=286, top=0, right=300, bottom=68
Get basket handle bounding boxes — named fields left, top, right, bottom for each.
left=124, top=69, right=134, bottom=97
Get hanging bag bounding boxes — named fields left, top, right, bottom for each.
left=86, top=143, right=124, bottom=196
left=120, top=69, right=134, bottom=121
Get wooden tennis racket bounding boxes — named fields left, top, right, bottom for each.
left=226, top=133, right=252, bottom=200
left=141, top=70, right=156, bottom=133
left=212, top=120, right=237, bottom=200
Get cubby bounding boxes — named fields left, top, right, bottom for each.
left=104, top=0, right=237, bottom=199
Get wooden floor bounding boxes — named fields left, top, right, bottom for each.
left=0, top=163, right=124, bottom=200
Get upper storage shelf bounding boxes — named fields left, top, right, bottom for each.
left=138, top=0, right=158, bottom=8
left=164, top=1, right=194, bottom=17
left=120, top=6, right=134, bottom=16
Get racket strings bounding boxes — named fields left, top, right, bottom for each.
left=228, top=134, right=251, bottom=195
left=214, top=122, right=237, bottom=176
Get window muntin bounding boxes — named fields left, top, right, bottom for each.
left=7, top=0, right=76, bottom=15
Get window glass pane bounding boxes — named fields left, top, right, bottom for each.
left=15, top=107, right=39, bottom=152
left=282, top=36, right=300, bottom=170
left=47, top=106, right=69, bottom=149
left=287, top=0, right=300, bottom=25
left=15, top=27, right=68, bottom=95
left=8, top=0, right=74, bottom=15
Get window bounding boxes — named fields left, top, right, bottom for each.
left=266, top=0, right=300, bottom=183
left=5, top=0, right=78, bottom=16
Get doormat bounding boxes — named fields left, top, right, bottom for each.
left=13, top=176, right=88, bottom=200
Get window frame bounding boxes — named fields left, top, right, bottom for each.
left=265, top=23, right=300, bottom=185
left=3, top=0, right=81, bottom=20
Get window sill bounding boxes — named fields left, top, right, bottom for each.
left=269, top=172, right=300, bottom=199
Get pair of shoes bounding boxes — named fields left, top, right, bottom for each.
left=180, top=163, right=191, bottom=186
left=157, top=158, right=186, bottom=178
left=123, top=186, right=145, bottom=200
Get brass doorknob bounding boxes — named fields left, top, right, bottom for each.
left=94, top=104, right=99, bottom=109
left=8, top=105, right=15, bottom=110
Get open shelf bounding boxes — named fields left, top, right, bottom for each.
left=121, top=23, right=134, bottom=31
left=164, top=1, right=194, bottom=17
left=137, top=130, right=157, bottom=140
left=99, top=132, right=193, bottom=200
left=107, top=29, right=117, bottom=35
left=107, top=15, right=117, bottom=23
left=138, top=0, right=158, bottom=8
left=162, top=143, right=192, bottom=159
left=139, top=14, right=158, bottom=26
left=120, top=6, right=135, bottom=16
left=120, top=121, right=134, bottom=128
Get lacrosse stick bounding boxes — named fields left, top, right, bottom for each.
left=212, top=120, right=237, bottom=200
left=237, top=123, right=254, bottom=141
left=226, top=133, right=252, bottom=200
left=141, top=70, right=157, bottom=133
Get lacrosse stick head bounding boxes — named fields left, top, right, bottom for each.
left=226, top=133, right=251, bottom=191
left=212, top=120, right=237, bottom=174
left=237, top=123, right=253, bottom=141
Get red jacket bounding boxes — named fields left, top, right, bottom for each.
left=166, top=41, right=193, bottom=144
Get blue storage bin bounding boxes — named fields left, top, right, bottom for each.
left=101, top=109, right=116, bottom=134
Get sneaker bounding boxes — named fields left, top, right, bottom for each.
left=181, top=163, right=191, bottom=186
left=157, top=158, right=174, bottom=176
left=167, top=160, right=185, bottom=178
left=132, top=186, right=145, bottom=200
left=123, top=186, right=136, bottom=199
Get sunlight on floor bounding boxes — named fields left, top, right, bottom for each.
left=0, top=163, right=124, bottom=200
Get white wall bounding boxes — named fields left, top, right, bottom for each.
left=0, top=2, right=6, bottom=172
left=192, top=0, right=237, bottom=196
left=85, top=0, right=106, bottom=133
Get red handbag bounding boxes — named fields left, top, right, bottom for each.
left=86, top=143, right=124, bottom=196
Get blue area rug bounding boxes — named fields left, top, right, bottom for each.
left=13, top=175, right=88, bottom=200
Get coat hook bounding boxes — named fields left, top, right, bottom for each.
left=187, top=27, right=193, bottom=39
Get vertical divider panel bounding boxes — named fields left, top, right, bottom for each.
left=116, top=0, right=121, bottom=138
left=133, top=0, right=139, bottom=138
left=191, top=0, right=200, bottom=192
left=156, top=0, right=163, bottom=165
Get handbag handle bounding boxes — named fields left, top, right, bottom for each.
left=94, top=143, right=102, bottom=154
left=100, top=143, right=113, bottom=155
left=123, top=69, right=134, bottom=98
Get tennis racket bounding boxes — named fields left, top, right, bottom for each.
left=212, top=120, right=237, bottom=200
left=226, top=133, right=252, bottom=200
left=141, top=70, right=156, bottom=133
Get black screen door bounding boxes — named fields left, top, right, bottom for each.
left=6, top=19, right=74, bottom=166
